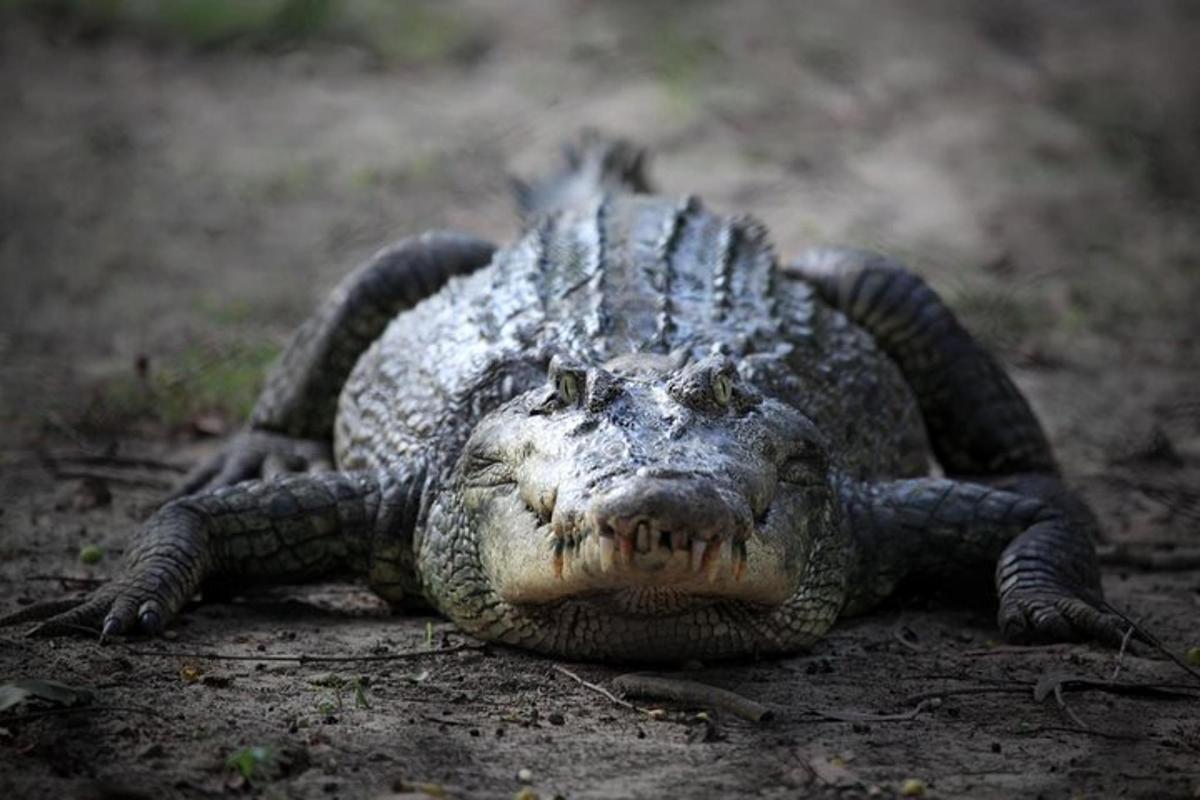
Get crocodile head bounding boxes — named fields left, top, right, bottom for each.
left=439, top=351, right=848, bottom=659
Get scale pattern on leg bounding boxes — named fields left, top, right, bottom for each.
left=1, top=468, right=423, bottom=637
left=841, top=477, right=1043, bottom=613
left=840, top=476, right=1123, bottom=643
left=791, top=249, right=1119, bottom=644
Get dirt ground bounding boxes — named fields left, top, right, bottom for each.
left=2, top=2, right=1199, bottom=798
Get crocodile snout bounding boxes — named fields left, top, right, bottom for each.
left=579, top=475, right=752, bottom=581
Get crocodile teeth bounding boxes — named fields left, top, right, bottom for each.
left=599, top=535, right=615, bottom=573
left=703, top=539, right=724, bottom=584
left=636, top=522, right=651, bottom=554
left=690, top=539, right=707, bottom=573
left=619, top=534, right=635, bottom=565
left=733, top=541, right=747, bottom=582
left=553, top=539, right=565, bottom=580
left=671, top=531, right=688, bottom=552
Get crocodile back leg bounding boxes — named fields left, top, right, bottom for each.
left=788, top=248, right=1118, bottom=645
left=786, top=247, right=1054, bottom=477
left=172, top=232, right=495, bottom=498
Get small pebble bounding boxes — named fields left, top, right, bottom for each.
left=901, top=777, right=927, bottom=797
left=516, top=768, right=533, bottom=783
left=547, top=712, right=565, bottom=726
left=79, top=544, right=104, bottom=565
left=1185, top=647, right=1200, bottom=667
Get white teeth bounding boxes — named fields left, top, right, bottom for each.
left=671, top=531, right=688, bottom=552
left=619, top=534, right=635, bottom=564
left=705, top=541, right=723, bottom=584
left=599, top=536, right=615, bottom=573
left=636, top=523, right=651, bottom=554
left=690, top=539, right=707, bottom=573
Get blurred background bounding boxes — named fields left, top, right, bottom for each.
left=0, top=0, right=1197, bottom=547
left=2, top=4, right=1199, bottom=797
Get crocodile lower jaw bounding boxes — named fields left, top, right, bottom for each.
left=496, top=525, right=791, bottom=607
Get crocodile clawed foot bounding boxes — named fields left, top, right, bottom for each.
left=18, top=576, right=190, bottom=641
left=0, top=577, right=178, bottom=640
left=0, top=587, right=120, bottom=638
left=998, top=588, right=1131, bottom=649
left=171, top=430, right=331, bottom=500
left=3, top=499, right=214, bottom=640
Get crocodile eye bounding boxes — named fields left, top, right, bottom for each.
left=555, top=371, right=581, bottom=406
left=712, top=373, right=733, bottom=406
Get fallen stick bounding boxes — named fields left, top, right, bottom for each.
left=1097, top=543, right=1200, bottom=571
left=552, top=665, right=653, bottom=717
left=612, top=673, right=774, bottom=723
left=48, top=453, right=188, bottom=473
left=803, top=699, right=937, bottom=723
left=48, top=468, right=174, bottom=490
left=0, top=704, right=164, bottom=724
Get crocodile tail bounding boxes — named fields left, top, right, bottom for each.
left=512, top=130, right=652, bottom=219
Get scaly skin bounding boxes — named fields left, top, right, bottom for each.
left=1, top=136, right=1124, bottom=659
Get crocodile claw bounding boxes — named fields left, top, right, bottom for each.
left=998, top=588, right=1130, bottom=648
left=171, top=430, right=332, bottom=500
left=139, top=608, right=163, bottom=635
left=3, top=501, right=213, bottom=640
left=100, top=616, right=122, bottom=642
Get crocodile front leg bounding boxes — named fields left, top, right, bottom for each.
left=173, top=231, right=494, bottom=498
left=790, top=249, right=1117, bottom=644
left=841, top=476, right=1120, bottom=644
left=0, top=468, right=423, bottom=637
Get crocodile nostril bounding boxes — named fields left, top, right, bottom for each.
left=523, top=485, right=557, bottom=525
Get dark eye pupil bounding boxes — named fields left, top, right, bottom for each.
left=557, top=374, right=578, bottom=404
left=714, top=375, right=732, bottom=404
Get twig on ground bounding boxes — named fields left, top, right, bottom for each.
left=962, top=643, right=1073, bottom=657
left=121, top=643, right=483, bottom=664
left=1034, top=675, right=1200, bottom=701
left=1098, top=543, right=1200, bottom=571
left=902, top=676, right=1195, bottom=705
left=612, top=673, right=774, bottom=723
left=902, top=686, right=1028, bottom=705
left=1010, top=725, right=1143, bottom=742
left=901, top=673, right=1024, bottom=686
left=1110, top=625, right=1135, bottom=681
left=552, top=665, right=653, bottom=717
left=1099, top=600, right=1200, bottom=685
left=27, top=575, right=108, bottom=587
left=802, top=699, right=938, bottom=723
left=0, top=704, right=164, bottom=724
left=891, top=625, right=923, bottom=653
left=1052, top=681, right=1090, bottom=730
left=29, top=621, right=107, bottom=638
left=46, top=452, right=188, bottom=473
left=47, top=469, right=173, bottom=490
left=1034, top=670, right=1200, bottom=731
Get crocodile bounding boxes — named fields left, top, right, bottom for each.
left=2, top=136, right=1124, bottom=661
